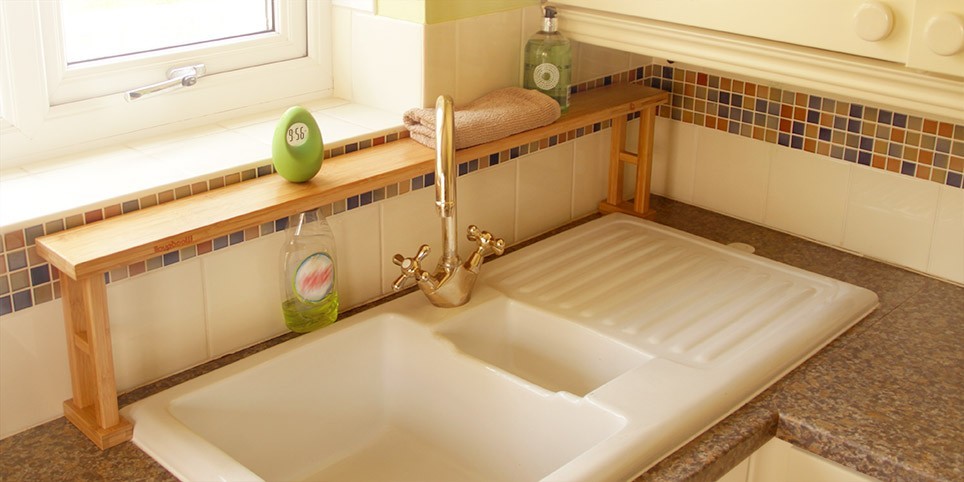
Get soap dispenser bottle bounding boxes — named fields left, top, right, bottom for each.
left=524, top=5, right=572, bottom=112
left=280, top=209, right=339, bottom=333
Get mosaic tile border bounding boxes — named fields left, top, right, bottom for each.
left=636, top=64, right=964, bottom=188
left=4, top=62, right=961, bottom=316
left=0, top=118, right=610, bottom=316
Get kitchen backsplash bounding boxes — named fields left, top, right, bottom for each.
left=1, top=63, right=962, bottom=317
left=636, top=64, right=963, bottom=189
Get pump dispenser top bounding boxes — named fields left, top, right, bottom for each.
left=542, top=5, right=559, bottom=32
left=523, top=5, right=571, bottom=112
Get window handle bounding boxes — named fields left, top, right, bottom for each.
left=124, top=64, right=206, bottom=102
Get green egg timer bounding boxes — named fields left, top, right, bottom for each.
left=273, top=106, right=324, bottom=183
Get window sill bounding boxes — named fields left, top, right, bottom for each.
left=0, top=97, right=402, bottom=232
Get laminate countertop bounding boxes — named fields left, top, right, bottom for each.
left=1, top=196, right=961, bottom=482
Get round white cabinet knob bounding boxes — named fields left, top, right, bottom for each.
left=924, top=12, right=964, bottom=56
left=854, top=1, right=894, bottom=42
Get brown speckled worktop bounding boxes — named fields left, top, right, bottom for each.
left=1, top=196, right=961, bottom=482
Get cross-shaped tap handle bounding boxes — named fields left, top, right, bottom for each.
left=392, top=244, right=431, bottom=290
left=467, top=225, right=506, bottom=256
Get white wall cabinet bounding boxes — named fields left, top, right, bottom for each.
left=554, top=0, right=963, bottom=77
left=555, top=0, right=915, bottom=64
left=554, top=0, right=964, bottom=119
left=906, top=0, right=964, bottom=76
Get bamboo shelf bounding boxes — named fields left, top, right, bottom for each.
left=35, top=83, right=668, bottom=449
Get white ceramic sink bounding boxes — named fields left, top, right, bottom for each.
left=148, top=313, right=623, bottom=481
left=123, top=214, right=878, bottom=481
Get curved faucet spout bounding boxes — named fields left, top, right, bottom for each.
left=391, top=95, right=504, bottom=307
left=435, top=95, right=459, bottom=271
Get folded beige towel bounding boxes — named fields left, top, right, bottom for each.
left=403, top=87, right=561, bottom=150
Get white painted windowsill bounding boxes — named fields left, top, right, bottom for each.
left=0, top=98, right=403, bottom=232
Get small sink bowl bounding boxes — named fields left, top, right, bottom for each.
left=127, top=313, right=625, bottom=482
left=437, top=297, right=651, bottom=396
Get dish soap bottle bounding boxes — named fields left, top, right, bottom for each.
left=523, top=5, right=571, bottom=112
left=281, top=210, right=339, bottom=333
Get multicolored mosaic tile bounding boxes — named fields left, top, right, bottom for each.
left=2, top=62, right=961, bottom=316
left=636, top=64, right=964, bottom=189
left=0, top=114, right=609, bottom=316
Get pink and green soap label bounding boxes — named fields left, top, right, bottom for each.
left=293, top=253, right=334, bottom=302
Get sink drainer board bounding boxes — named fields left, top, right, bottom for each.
left=123, top=214, right=878, bottom=482
left=484, top=215, right=874, bottom=368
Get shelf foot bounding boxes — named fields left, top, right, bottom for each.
left=599, top=200, right=656, bottom=219
left=63, top=399, right=132, bottom=449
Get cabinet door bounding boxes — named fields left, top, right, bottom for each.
left=745, top=438, right=881, bottom=482
left=907, top=0, right=964, bottom=77
left=553, top=0, right=915, bottom=63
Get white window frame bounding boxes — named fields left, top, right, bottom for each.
left=0, top=0, right=333, bottom=168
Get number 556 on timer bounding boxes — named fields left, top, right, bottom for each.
left=273, top=106, right=325, bottom=183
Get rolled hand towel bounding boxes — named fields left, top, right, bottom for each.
left=403, top=87, right=562, bottom=150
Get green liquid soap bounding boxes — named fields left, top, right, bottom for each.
left=282, top=291, right=339, bottom=333
left=281, top=210, right=339, bottom=333
left=523, top=6, right=571, bottom=112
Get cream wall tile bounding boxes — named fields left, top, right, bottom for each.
left=630, top=53, right=652, bottom=68
left=228, top=108, right=368, bottom=149
left=0, top=149, right=182, bottom=230
left=332, top=6, right=353, bottom=100
left=202, top=233, right=287, bottom=357
left=131, top=128, right=269, bottom=179
left=456, top=160, right=518, bottom=261
left=380, top=187, right=442, bottom=294
left=516, top=143, right=574, bottom=241
left=107, top=259, right=208, bottom=392
left=350, top=11, right=423, bottom=113
left=927, top=185, right=964, bottom=284
left=302, top=113, right=374, bottom=144
left=219, top=100, right=349, bottom=140
left=455, top=10, right=523, bottom=105
left=521, top=5, right=544, bottom=37
left=765, top=146, right=851, bottom=246
left=320, top=104, right=401, bottom=132
left=844, top=169, right=940, bottom=272
left=649, top=117, right=698, bottom=203
left=0, top=300, right=71, bottom=438
left=572, top=130, right=610, bottom=217
left=329, top=203, right=384, bottom=308
left=572, top=42, right=634, bottom=83
left=424, top=20, right=457, bottom=107
left=692, top=127, right=770, bottom=222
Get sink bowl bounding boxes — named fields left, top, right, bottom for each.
left=437, top=297, right=651, bottom=396
left=127, top=313, right=625, bottom=482
left=123, top=214, right=878, bottom=481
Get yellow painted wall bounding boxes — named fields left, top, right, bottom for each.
left=376, top=0, right=426, bottom=23
left=377, top=0, right=540, bottom=24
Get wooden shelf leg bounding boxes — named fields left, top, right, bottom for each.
left=605, top=114, right=628, bottom=207
left=633, top=107, right=657, bottom=216
left=599, top=109, right=658, bottom=219
left=60, top=275, right=132, bottom=449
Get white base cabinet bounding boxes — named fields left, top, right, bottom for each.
left=718, top=438, right=881, bottom=482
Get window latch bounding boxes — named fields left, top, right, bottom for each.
left=124, top=64, right=206, bottom=102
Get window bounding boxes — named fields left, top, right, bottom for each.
left=61, top=0, right=274, bottom=65
left=0, top=0, right=332, bottom=167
